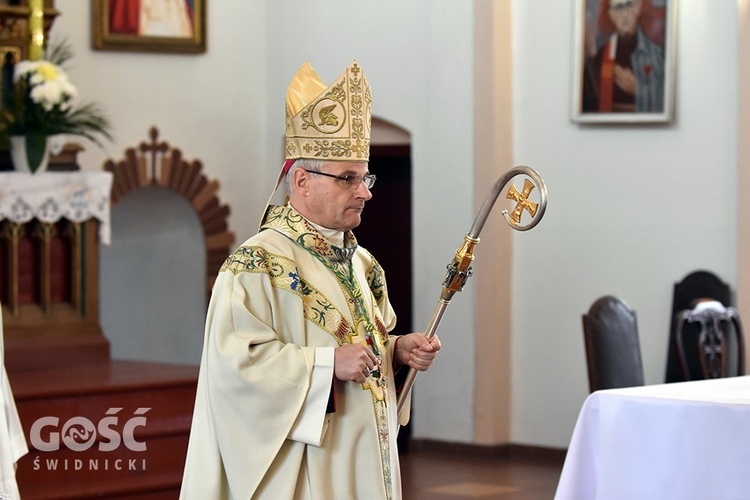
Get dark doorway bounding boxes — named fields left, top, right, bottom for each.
left=355, top=143, right=414, bottom=450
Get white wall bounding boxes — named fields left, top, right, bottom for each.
left=51, top=0, right=272, bottom=368
left=511, top=0, right=739, bottom=447
left=52, top=0, right=477, bottom=443
left=52, top=1, right=271, bottom=239
left=50, top=0, right=740, bottom=449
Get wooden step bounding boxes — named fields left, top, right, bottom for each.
left=5, top=333, right=110, bottom=372
left=9, top=360, right=199, bottom=499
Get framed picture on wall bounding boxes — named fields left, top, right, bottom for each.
left=92, top=0, right=206, bottom=54
left=571, top=0, right=676, bottom=124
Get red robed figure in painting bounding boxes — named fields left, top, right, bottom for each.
left=109, top=0, right=194, bottom=37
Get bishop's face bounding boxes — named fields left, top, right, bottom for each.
left=608, top=0, right=642, bottom=37
left=303, top=161, right=373, bottom=232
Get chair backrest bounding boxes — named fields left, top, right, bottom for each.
left=674, top=300, right=745, bottom=380
left=582, top=296, right=645, bottom=392
left=665, top=270, right=731, bottom=382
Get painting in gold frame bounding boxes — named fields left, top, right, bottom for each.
left=93, top=0, right=205, bottom=54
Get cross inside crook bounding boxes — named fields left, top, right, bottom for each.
left=506, top=178, right=538, bottom=225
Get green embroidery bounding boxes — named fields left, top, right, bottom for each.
left=366, top=256, right=386, bottom=306
left=257, top=205, right=394, bottom=498
left=374, top=395, right=393, bottom=500
left=263, top=205, right=345, bottom=260
left=220, top=246, right=349, bottom=343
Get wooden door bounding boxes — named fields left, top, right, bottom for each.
left=355, top=144, right=414, bottom=450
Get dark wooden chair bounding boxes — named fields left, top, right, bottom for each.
left=583, top=296, right=645, bottom=392
left=665, top=270, right=731, bottom=382
left=674, top=300, right=745, bottom=380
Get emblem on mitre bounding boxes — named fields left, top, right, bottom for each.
left=285, top=61, right=372, bottom=161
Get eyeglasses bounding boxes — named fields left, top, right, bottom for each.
left=303, top=169, right=377, bottom=189
left=609, top=0, right=636, bottom=11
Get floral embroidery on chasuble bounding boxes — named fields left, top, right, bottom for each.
left=220, top=205, right=396, bottom=498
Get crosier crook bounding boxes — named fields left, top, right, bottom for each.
left=396, top=165, right=549, bottom=418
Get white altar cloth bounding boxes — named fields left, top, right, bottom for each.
left=0, top=172, right=113, bottom=244
left=555, top=376, right=750, bottom=500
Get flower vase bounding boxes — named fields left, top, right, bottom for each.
left=10, top=134, right=50, bottom=174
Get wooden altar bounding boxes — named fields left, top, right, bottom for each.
left=0, top=3, right=201, bottom=497
left=0, top=171, right=112, bottom=372
left=1, top=143, right=204, bottom=498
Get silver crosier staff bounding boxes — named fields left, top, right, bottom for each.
left=396, top=165, right=548, bottom=418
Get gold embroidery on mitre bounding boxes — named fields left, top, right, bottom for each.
left=285, top=61, right=372, bottom=161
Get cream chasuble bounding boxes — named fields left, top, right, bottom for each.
left=181, top=206, right=410, bottom=499
left=1, top=304, right=28, bottom=500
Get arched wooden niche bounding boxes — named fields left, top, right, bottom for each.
left=104, top=127, right=234, bottom=303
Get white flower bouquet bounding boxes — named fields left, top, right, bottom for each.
left=1, top=42, right=112, bottom=172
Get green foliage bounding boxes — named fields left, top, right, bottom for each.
left=0, top=38, right=113, bottom=151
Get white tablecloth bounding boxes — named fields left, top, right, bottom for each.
left=0, top=171, right=113, bottom=244
left=555, top=376, right=750, bottom=500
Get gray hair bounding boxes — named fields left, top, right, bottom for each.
left=285, top=158, right=324, bottom=194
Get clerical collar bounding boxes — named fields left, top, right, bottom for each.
left=289, top=204, right=358, bottom=260
left=260, top=205, right=358, bottom=262
left=290, top=204, right=345, bottom=248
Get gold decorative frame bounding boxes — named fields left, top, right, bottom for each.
left=92, top=0, right=206, bottom=54
left=571, top=0, right=676, bottom=124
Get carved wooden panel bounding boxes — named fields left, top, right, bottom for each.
left=0, top=1, right=59, bottom=104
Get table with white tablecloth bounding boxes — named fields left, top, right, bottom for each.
left=555, top=376, right=750, bottom=500
left=0, top=171, right=113, bottom=244
left=0, top=171, right=114, bottom=324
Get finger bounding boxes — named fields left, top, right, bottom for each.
left=410, top=333, right=433, bottom=351
left=412, top=348, right=437, bottom=362
left=359, top=347, right=377, bottom=372
left=411, top=351, right=437, bottom=364
left=429, top=336, right=442, bottom=351
left=353, top=342, right=376, bottom=362
left=356, top=352, right=375, bottom=375
left=353, top=367, right=367, bottom=383
left=410, top=358, right=432, bottom=371
left=361, top=362, right=375, bottom=380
